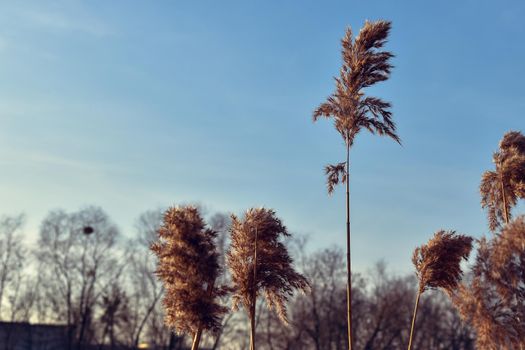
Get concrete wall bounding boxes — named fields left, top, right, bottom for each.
left=0, top=322, right=69, bottom=350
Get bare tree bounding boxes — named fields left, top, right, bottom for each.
left=294, top=247, right=347, bottom=350
left=0, top=214, right=25, bottom=320
left=227, top=208, right=309, bottom=350
left=287, top=250, right=473, bottom=350
left=360, top=263, right=413, bottom=350
left=6, top=271, right=41, bottom=322
left=150, top=206, right=227, bottom=350
left=207, top=212, right=235, bottom=350
left=0, top=214, right=36, bottom=350
left=35, top=206, right=122, bottom=350
left=98, top=280, right=129, bottom=349
left=312, top=20, right=400, bottom=350
left=122, top=209, right=165, bottom=347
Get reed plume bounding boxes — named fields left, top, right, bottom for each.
left=500, top=130, right=525, bottom=154
left=150, top=206, right=228, bottom=350
left=325, top=162, right=347, bottom=195
left=481, top=130, right=525, bottom=231
left=408, top=230, right=473, bottom=350
left=226, top=208, right=309, bottom=350
left=453, top=216, right=525, bottom=349
left=312, top=20, right=400, bottom=350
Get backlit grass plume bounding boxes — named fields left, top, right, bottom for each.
left=453, top=216, right=525, bottom=349
left=312, top=20, right=400, bottom=350
left=408, top=230, right=473, bottom=350
left=325, top=162, right=347, bottom=195
left=481, top=130, right=525, bottom=231
left=227, top=208, right=309, bottom=350
left=150, top=206, right=228, bottom=350
left=500, top=130, right=525, bottom=154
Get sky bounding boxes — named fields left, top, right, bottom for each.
left=0, top=0, right=524, bottom=274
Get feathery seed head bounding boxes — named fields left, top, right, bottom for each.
left=452, top=216, right=525, bottom=348
left=312, top=20, right=400, bottom=148
left=412, top=230, right=473, bottom=295
left=480, top=130, right=525, bottom=231
left=150, top=205, right=227, bottom=335
left=325, top=162, right=347, bottom=195
left=227, top=208, right=309, bottom=324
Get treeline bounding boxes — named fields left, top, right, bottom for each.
left=0, top=206, right=474, bottom=350
left=0, top=207, right=173, bottom=349
left=2, top=129, right=522, bottom=350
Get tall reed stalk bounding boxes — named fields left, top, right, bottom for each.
left=408, top=230, right=472, bottom=350
left=313, top=20, right=400, bottom=349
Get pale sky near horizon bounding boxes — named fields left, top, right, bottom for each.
left=1, top=0, right=524, bottom=274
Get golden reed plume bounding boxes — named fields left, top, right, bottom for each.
left=481, top=130, right=525, bottom=231
left=312, top=20, right=400, bottom=350
left=408, top=230, right=473, bottom=350
left=150, top=206, right=228, bottom=350
left=227, top=208, right=309, bottom=350
left=454, top=216, right=525, bottom=349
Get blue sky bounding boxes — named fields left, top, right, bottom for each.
left=0, top=0, right=524, bottom=273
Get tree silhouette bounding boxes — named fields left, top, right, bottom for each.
left=409, top=231, right=473, bottom=350
left=481, top=130, right=525, bottom=231
left=36, top=206, right=121, bottom=350
left=312, top=19, right=400, bottom=350
left=0, top=214, right=25, bottom=319
left=150, top=206, right=227, bottom=350
left=99, top=282, right=129, bottom=349
left=226, top=208, right=309, bottom=350
left=125, top=209, right=165, bottom=347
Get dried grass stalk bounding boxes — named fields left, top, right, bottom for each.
left=408, top=230, right=473, bottom=350
left=312, top=20, right=400, bottom=350
left=227, top=208, right=309, bottom=350
left=325, top=162, right=347, bottom=195
left=481, top=130, right=525, bottom=231
left=453, top=216, right=525, bottom=349
left=412, top=231, right=473, bottom=295
left=150, top=206, right=228, bottom=350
